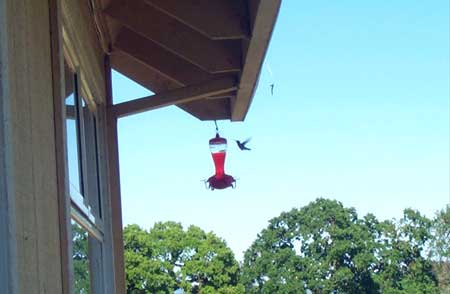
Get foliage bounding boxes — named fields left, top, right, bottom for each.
left=241, top=198, right=439, bottom=294
left=241, top=198, right=379, bottom=293
left=71, top=199, right=447, bottom=293
left=429, top=205, right=450, bottom=294
left=72, top=222, right=90, bottom=294
left=123, top=222, right=243, bottom=294
left=373, top=208, right=438, bottom=294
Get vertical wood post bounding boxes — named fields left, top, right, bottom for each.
left=0, top=2, right=16, bottom=292
left=49, top=0, right=72, bottom=292
left=105, top=55, right=127, bottom=294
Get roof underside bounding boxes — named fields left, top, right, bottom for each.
left=98, top=0, right=281, bottom=121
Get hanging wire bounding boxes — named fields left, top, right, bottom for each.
left=214, top=120, right=219, bottom=132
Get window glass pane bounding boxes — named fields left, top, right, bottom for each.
left=72, top=220, right=91, bottom=294
left=65, top=63, right=75, bottom=106
left=80, top=105, right=102, bottom=219
left=67, top=118, right=82, bottom=196
left=65, top=65, right=83, bottom=197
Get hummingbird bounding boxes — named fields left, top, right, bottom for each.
left=270, top=84, right=274, bottom=96
left=235, top=138, right=252, bottom=151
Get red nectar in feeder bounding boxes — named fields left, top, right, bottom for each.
left=205, top=133, right=236, bottom=190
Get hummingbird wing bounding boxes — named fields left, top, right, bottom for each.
left=242, top=137, right=252, bottom=145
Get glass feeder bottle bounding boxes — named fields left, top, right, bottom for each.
left=209, top=133, right=227, bottom=178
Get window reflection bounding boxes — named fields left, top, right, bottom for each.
left=72, top=220, right=90, bottom=294
left=65, top=63, right=83, bottom=196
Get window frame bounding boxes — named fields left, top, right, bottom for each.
left=64, top=63, right=113, bottom=294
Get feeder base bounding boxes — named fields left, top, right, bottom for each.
left=206, top=174, right=236, bottom=190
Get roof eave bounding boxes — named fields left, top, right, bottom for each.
left=231, top=0, right=282, bottom=122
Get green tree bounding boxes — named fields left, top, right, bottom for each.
left=374, top=209, right=438, bottom=293
left=242, top=198, right=379, bottom=293
left=124, top=222, right=244, bottom=294
left=242, top=198, right=439, bottom=294
left=429, top=205, right=450, bottom=294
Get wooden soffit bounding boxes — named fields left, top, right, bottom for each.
left=97, top=0, right=281, bottom=121
left=62, top=0, right=107, bottom=109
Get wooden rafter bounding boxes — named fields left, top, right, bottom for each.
left=110, top=51, right=180, bottom=93
left=104, top=0, right=241, bottom=73
left=143, top=0, right=250, bottom=40
left=112, top=31, right=237, bottom=101
left=111, top=51, right=235, bottom=120
left=178, top=98, right=231, bottom=121
left=111, top=77, right=237, bottom=118
left=207, top=92, right=237, bottom=100
left=88, top=0, right=111, bottom=53
left=101, top=0, right=281, bottom=121
left=114, top=28, right=213, bottom=86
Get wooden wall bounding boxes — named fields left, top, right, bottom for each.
left=0, top=0, right=64, bottom=293
left=0, top=0, right=14, bottom=291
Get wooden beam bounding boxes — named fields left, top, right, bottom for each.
left=48, top=0, right=72, bottom=287
left=111, top=77, right=237, bottom=118
left=110, top=51, right=180, bottom=93
left=110, top=50, right=236, bottom=119
left=89, top=0, right=112, bottom=53
left=112, top=35, right=237, bottom=98
left=104, top=56, right=127, bottom=294
left=232, top=0, right=281, bottom=121
left=207, top=92, right=236, bottom=100
left=104, top=0, right=241, bottom=73
left=178, top=98, right=231, bottom=121
left=144, top=0, right=249, bottom=40
left=114, top=28, right=214, bottom=85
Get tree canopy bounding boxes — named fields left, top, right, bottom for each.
left=123, top=222, right=244, bottom=294
left=429, top=205, right=450, bottom=294
left=70, top=199, right=448, bottom=294
left=241, top=198, right=440, bottom=294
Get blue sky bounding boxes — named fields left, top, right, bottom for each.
left=113, top=0, right=449, bottom=261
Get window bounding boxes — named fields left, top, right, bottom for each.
left=65, top=61, right=107, bottom=293
left=72, top=220, right=91, bottom=294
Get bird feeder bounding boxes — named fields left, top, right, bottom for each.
left=205, top=133, right=236, bottom=190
